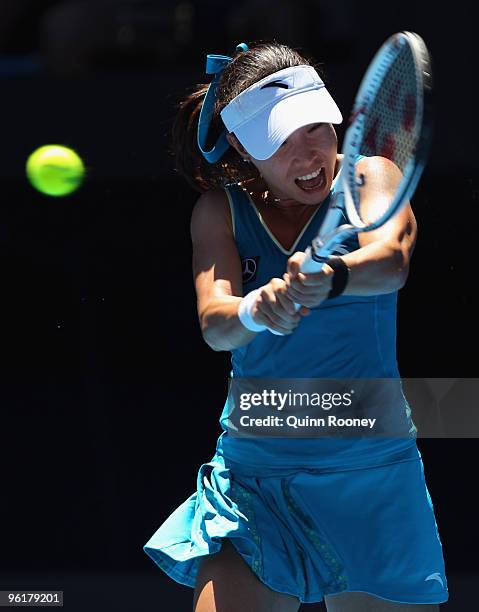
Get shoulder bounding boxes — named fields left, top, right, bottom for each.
left=190, top=187, right=234, bottom=242
left=352, top=156, right=405, bottom=201
left=356, top=155, right=402, bottom=188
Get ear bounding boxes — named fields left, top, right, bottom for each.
left=226, top=132, right=251, bottom=161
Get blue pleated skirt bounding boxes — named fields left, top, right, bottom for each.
left=143, top=444, right=448, bottom=605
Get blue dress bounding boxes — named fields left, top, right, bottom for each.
left=143, top=163, right=449, bottom=605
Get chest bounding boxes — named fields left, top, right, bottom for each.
left=256, top=205, right=320, bottom=253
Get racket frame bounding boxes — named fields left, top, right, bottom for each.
left=302, top=31, right=433, bottom=274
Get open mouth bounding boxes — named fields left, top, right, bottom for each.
left=294, top=167, right=325, bottom=192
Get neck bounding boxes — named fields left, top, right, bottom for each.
left=240, top=177, right=306, bottom=210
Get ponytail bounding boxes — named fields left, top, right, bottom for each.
left=169, top=42, right=323, bottom=193
left=170, top=84, right=211, bottom=193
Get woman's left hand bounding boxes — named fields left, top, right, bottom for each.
left=283, top=252, right=335, bottom=309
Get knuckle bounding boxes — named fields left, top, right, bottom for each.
left=262, top=290, right=271, bottom=301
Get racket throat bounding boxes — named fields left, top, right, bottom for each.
left=311, top=225, right=355, bottom=262
left=310, top=243, right=330, bottom=265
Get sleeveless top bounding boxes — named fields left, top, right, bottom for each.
left=214, top=159, right=418, bottom=470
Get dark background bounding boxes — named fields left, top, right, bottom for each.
left=0, top=1, right=477, bottom=610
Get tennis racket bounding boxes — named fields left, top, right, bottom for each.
left=299, top=30, right=433, bottom=277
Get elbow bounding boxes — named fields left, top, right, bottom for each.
left=391, top=246, right=411, bottom=290
left=203, top=334, right=226, bottom=352
left=396, top=266, right=410, bottom=290
left=199, top=313, right=227, bottom=352
left=394, top=217, right=416, bottom=290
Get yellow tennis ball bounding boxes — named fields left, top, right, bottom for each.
left=26, top=145, right=85, bottom=197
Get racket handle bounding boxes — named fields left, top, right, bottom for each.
left=300, top=245, right=329, bottom=273
left=291, top=245, right=329, bottom=311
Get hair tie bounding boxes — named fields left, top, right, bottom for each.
left=197, top=43, right=248, bottom=163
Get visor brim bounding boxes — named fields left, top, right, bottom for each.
left=232, top=87, right=342, bottom=160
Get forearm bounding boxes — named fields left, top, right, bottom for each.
left=340, top=239, right=410, bottom=295
left=200, top=295, right=257, bottom=352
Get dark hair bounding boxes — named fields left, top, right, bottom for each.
left=170, top=41, right=326, bottom=193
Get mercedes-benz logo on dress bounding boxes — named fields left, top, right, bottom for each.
left=241, top=256, right=260, bottom=284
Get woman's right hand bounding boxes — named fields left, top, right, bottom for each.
left=251, top=278, right=311, bottom=335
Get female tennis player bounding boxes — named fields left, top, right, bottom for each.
left=144, top=41, right=448, bottom=611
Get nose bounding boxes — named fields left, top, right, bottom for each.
left=291, top=142, right=322, bottom=169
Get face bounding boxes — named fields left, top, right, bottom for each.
left=227, top=122, right=338, bottom=206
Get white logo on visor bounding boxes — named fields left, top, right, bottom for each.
left=260, top=80, right=290, bottom=90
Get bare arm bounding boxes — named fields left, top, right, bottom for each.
left=341, top=155, right=417, bottom=294
left=285, top=156, right=418, bottom=305
left=191, top=189, right=255, bottom=351
left=191, top=189, right=304, bottom=351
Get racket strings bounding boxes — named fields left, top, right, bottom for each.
left=360, top=44, right=421, bottom=173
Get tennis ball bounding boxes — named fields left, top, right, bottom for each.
left=26, top=145, right=85, bottom=197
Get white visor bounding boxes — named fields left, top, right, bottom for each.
left=220, top=65, right=342, bottom=160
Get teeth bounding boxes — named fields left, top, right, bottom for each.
left=296, top=167, right=322, bottom=181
